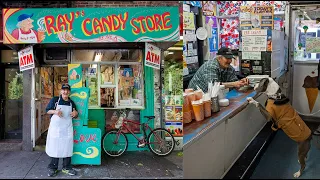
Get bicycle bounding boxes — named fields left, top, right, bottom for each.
left=102, top=108, right=175, bottom=157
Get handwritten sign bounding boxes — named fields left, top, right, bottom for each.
left=242, top=30, right=267, bottom=36
left=18, top=46, right=35, bottom=71
left=71, top=126, right=101, bottom=165
left=306, top=37, right=320, bottom=53
left=242, top=52, right=261, bottom=60
left=145, top=43, right=161, bottom=69
left=3, top=7, right=179, bottom=44
left=242, top=36, right=267, bottom=51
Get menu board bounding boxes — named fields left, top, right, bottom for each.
left=242, top=36, right=267, bottom=51
left=239, top=6, right=274, bottom=30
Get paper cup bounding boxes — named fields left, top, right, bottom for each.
left=183, top=111, right=193, bottom=124
left=194, top=90, right=203, bottom=100
left=183, top=94, right=191, bottom=112
left=187, top=93, right=196, bottom=119
left=192, top=102, right=204, bottom=121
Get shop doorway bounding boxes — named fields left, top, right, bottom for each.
left=0, top=65, right=23, bottom=141
left=35, top=66, right=69, bottom=146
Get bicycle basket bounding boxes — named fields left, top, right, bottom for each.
left=115, top=116, right=124, bottom=129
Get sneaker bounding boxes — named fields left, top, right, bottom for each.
left=48, top=169, right=58, bottom=177
left=62, top=168, right=77, bottom=176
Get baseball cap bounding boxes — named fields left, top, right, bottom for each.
left=217, top=47, right=234, bottom=59
left=17, top=13, right=34, bottom=22
left=61, top=84, right=71, bottom=90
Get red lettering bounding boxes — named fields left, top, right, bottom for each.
left=146, top=51, right=151, bottom=62
left=154, top=54, right=160, bottom=64
left=151, top=52, right=155, bottom=62
left=101, top=16, right=113, bottom=33
left=162, top=12, right=172, bottom=30
left=136, top=16, right=146, bottom=33
left=130, top=18, right=140, bottom=35
left=82, top=18, right=93, bottom=36
left=92, top=18, right=103, bottom=35
left=80, top=134, right=85, bottom=142
left=19, top=57, right=24, bottom=66
left=57, top=14, right=67, bottom=31
left=145, top=16, right=155, bottom=31
left=86, top=134, right=97, bottom=142
left=44, top=15, right=58, bottom=36
left=119, top=12, right=128, bottom=30
left=112, top=15, right=121, bottom=31
left=64, top=12, right=75, bottom=32
left=26, top=54, right=33, bottom=64
left=154, top=14, right=162, bottom=31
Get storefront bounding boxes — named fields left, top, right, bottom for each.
left=2, top=6, right=180, bottom=164
left=182, top=1, right=289, bottom=178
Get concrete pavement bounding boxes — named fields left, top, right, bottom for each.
left=0, top=150, right=183, bottom=179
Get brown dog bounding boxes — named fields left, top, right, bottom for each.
left=247, top=78, right=312, bottom=178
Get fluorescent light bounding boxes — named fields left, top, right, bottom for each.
left=180, top=36, right=183, bottom=40
left=91, top=64, right=97, bottom=68
left=168, top=52, right=174, bottom=55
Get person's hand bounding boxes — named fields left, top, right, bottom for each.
left=233, top=80, right=246, bottom=88
left=240, top=78, right=249, bottom=85
left=55, top=108, right=63, bottom=118
left=247, top=97, right=259, bottom=107
left=70, top=108, right=78, bottom=118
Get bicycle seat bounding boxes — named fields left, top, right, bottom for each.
left=144, top=116, right=155, bottom=119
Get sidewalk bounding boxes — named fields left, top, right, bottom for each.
left=0, top=150, right=183, bottom=179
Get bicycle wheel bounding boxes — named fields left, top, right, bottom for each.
left=147, top=128, right=175, bottom=156
left=102, top=129, right=128, bottom=157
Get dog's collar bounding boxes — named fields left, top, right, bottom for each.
left=267, top=93, right=282, bottom=100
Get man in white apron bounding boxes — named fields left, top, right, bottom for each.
left=45, top=84, right=78, bottom=177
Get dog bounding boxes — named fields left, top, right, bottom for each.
left=247, top=77, right=312, bottom=178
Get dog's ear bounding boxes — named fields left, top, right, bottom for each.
left=255, top=78, right=269, bottom=93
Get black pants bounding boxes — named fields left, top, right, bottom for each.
left=48, top=157, right=72, bottom=170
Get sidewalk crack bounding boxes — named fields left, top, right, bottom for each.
left=23, top=152, right=43, bottom=179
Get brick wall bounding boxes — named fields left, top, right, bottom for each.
left=2, top=1, right=179, bottom=8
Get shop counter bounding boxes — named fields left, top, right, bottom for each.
left=183, top=89, right=268, bottom=179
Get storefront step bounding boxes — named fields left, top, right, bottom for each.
left=0, top=140, right=22, bottom=151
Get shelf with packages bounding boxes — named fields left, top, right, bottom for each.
left=184, top=89, right=268, bottom=179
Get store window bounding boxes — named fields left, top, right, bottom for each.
left=72, top=49, right=144, bottom=109
left=1, top=50, right=19, bottom=63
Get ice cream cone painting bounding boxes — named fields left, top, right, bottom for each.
left=303, top=26, right=308, bottom=33
left=303, top=76, right=319, bottom=113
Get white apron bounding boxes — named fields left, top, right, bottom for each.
left=18, top=28, right=37, bottom=43
left=46, top=97, right=73, bottom=158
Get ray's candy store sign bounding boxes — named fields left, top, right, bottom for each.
left=2, top=7, right=179, bottom=44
